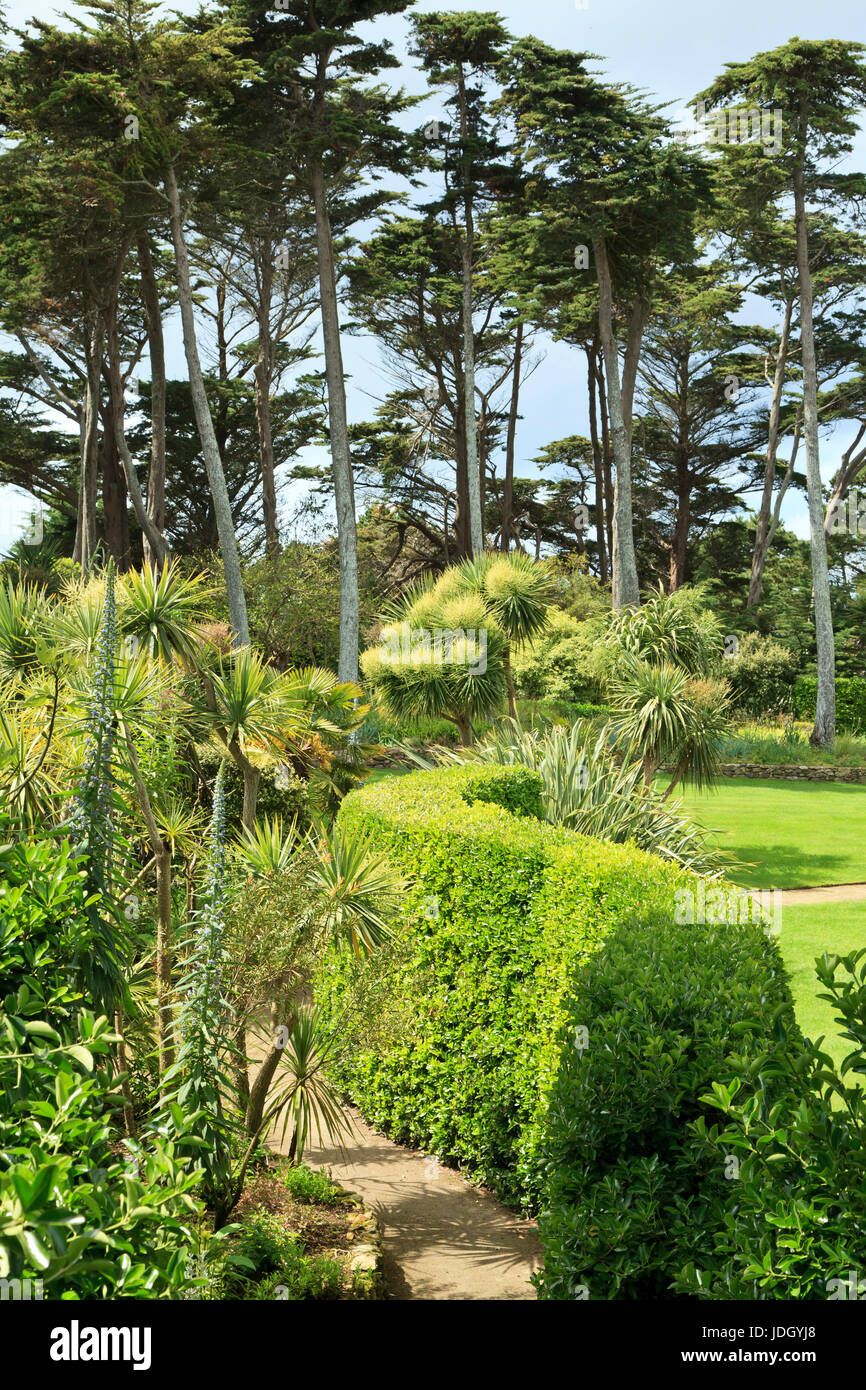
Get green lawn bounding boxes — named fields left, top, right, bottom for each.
left=669, top=777, right=866, bottom=889
left=778, top=901, right=866, bottom=1070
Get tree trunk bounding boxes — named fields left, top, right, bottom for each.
left=74, top=312, right=102, bottom=568
left=255, top=244, right=279, bottom=556
left=165, top=164, right=249, bottom=646
left=504, top=647, right=517, bottom=719
left=136, top=235, right=167, bottom=572
left=453, top=386, right=472, bottom=559
left=455, top=712, right=473, bottom=746
left=793, top=130, right=835, bottom=747
left=594, top=237, right=640, bottom=608
left=309, top=159, right=359, bottom=683
left=500, top=321, right=523, bottom=553
left=105, top=288, right=168, bottom=569
left=669, top=474, right=690, bottom=592
left=748, top=297, right=793, bottom=608
left=99, top=429, right=131, bottom=569
left=458, top=70, right=483, bottom=556
left=586, top=335, right=608, bottom=582
left=114, top=1009, right=137, bottom=1138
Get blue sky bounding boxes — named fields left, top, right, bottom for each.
left=1, top=0, right=865, bottom=553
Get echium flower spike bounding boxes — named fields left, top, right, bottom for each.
left=71, top=561, right=117, bottom=892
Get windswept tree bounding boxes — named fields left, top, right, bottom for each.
left=699, top=36, right=866, bottom=745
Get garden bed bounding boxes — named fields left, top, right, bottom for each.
left=196, top=1160, right=384, bottom=1300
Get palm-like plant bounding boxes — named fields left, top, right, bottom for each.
left=117, top=560, right=213, bottom=665
left=610, top=653, right=731, bottom=794
left=461, top=553, right=554, bottom=717
left=604, top=582, right=724, bottom=677
left=0, top=580, right=51, bottom=675
left=363, top=586, right=508, bottom=745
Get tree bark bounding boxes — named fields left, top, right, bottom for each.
left=457, top=68, right=483, bottom=556
left=500, top=321, right=523, bottom=553
left=748, top=297, right=793, bottom=608
left=793, top=126, right=835, bottom=747
left=136, top=235, right=167, bottom=572
left=595, top=237, right=640, bottom=608
left=310, top=158, right=359, bottom=682
left=165, top=164, right=249, bottom=646
left=586, top=335, right=608, bottom=582
left=105, top=287, right=168, bottom=569
left=74, top=313, right=102, bottom=569
left=99, top=428, right=131, bottom=569
left=255, top=243, right=280, bottom=556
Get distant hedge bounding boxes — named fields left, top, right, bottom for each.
left=793, top=676, right=866, bottom=731
left=323, top=764, right=793, bottom=1226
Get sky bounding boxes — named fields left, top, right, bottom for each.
left=1, top=0, right=865, bottom=554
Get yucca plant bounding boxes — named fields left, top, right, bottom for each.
left=0, top=580, right=50, bottom=675
left=603, top=581, right=724, bottom=677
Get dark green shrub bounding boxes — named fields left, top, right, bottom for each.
left=323, top=765, right=702, bottom=1210
left=723, top=633, right=799, bottom=717
left=793, top=675, right=866, bottom=731
left=534, top=911, right=798, bottom=1299
left=673, top=949, right=866, bottom=1300
left=0, top=830, right=202, bottom=1297
left=459, top=764, right=543, bottom=818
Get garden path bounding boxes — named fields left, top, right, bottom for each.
left=268, top=1105, right=540, bottom=1300
left=780, top=882, right=866, bottom=905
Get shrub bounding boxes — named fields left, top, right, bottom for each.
left=793, top=675, right=866, bottom=731
left=603, top=583, right=724, bottom=679
left=723, top=633, right=800, bottom=718
left=281, top=1164, right=341, bottom=1206
left=534, top=911, right=797, bottom=1299
left=0, top=829, right=202, bottom=1297
left=510, top=608, right=607, bottom=705
left=322, top=764, right=705, bottom=1210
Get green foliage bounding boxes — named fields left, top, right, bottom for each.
left=0, top=824, right=203, bottom=1297
left=196, top=744, right=310, bottom=832
left=673, top=950, right=866, bottom=1300
left=322, top=763, right=700, bottom=1209
left=436, top=718, right=725, bottom=874
left=211, top=1210, right=350, bottom=1300
left=723, top=633, right=800, bottom=718
left=793, top=674, right=866, bottom=731
left=281, top=1163, right=341, bottom=1206
left=535, top=912, right=798, bottom=1300
left=603, top=584, right=724, bottom=678
left=510, top=608, right=607, bottom=704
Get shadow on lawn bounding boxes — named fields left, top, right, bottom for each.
left=729, top=842, right=849, bottom=889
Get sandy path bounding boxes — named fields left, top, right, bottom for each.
left=268, top=1105, right=539, bottom=1301
left=780, top=882, right=866, bottom=906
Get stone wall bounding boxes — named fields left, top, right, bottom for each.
left=716, top=763, right=866, bottom=784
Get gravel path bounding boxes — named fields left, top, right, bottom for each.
left=780, top=881, right=866, bottom=905
left=269, top=1105, right=540, bottom=1301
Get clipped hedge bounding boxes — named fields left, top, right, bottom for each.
left=535, top=912, right=798, bottom=1300
left=325, top=764, right=700, bottom=1209
left=793, top=675, right=866, bottom=731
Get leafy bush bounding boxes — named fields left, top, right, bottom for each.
left=510, top=608, right=607, bottom=705
left=213, top=1211, right=349, bottom=1300
left=322, top=764, right=703, bottom=1209
left=723, top=633, right=800, bottom=718
left=673, top=950, right=866, bottom=1300
left=281, top=1164, right=341, bottom=1206
left=793, top=675, right=866, bottom=732
left=0, top=829, right=203, bottom=1297
left=535, top=910, right=798, bottom=1300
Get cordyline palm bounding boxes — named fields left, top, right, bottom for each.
left=233, top=814, right=402, bottom=1139
left=363, top=587, right=507, bottom=745
left=459, top=552, right=554, bottom=717
left=117, top=560, right=213, bottom=665
left=193, top=647, right=306, bottom=830
left=610, top=654, right=731, bottom=796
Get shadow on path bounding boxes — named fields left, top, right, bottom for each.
left=268, top=1105, right=539, bottom=1301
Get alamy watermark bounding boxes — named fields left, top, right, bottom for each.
left=380, top=622, right=488, bottom=675
left=674, top=884, right=782, bottom=937
left=675, top=98, right=783, bottom=157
